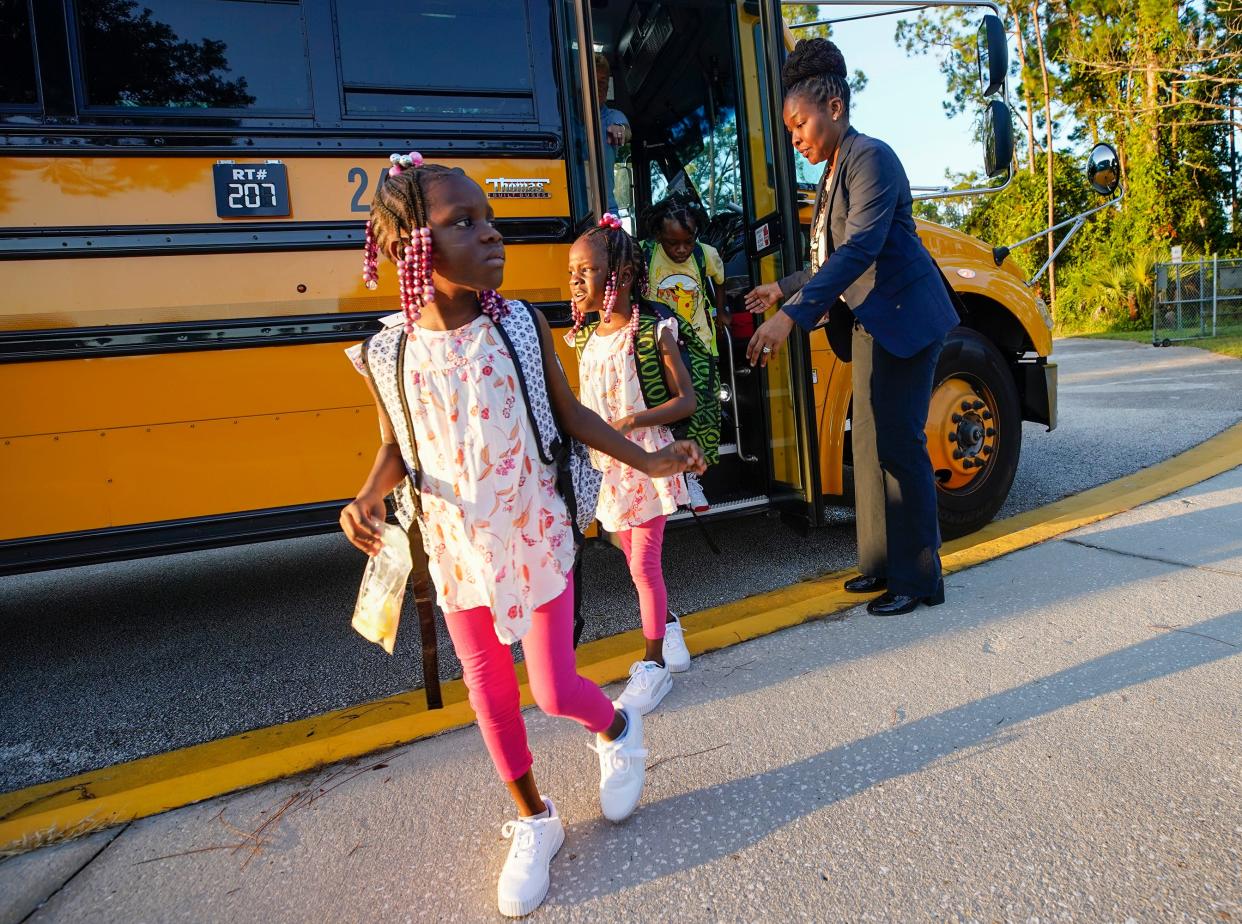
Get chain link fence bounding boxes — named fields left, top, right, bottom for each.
left=1154, top=256, right=1242, bottom=344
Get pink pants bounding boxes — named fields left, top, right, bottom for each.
left=444, top=582, right=615, bottom=783
left=616, top=515, right=668, bottom=641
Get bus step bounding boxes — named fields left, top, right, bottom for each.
left=667, top=494, right=768, bottom=523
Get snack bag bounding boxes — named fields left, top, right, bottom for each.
left=351, top=522, right=413, bottom=655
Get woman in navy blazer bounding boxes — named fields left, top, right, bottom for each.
left=745, top=38, right=955, bottom=615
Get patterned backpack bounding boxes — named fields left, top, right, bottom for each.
left=360, top=300, right=601, bottom=540
left=573, top=303, right=721, bottom=465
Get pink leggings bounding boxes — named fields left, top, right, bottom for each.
left=616, top=514, right=669, bottom=641
left=444, top=582, right=615, bottom=782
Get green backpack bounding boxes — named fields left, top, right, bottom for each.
left=574, top=305, right=720, bottom=465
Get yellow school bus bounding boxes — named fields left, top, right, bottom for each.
left=1, top=0, right=1054, bottom=574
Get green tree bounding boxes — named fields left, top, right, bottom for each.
left=902, top=0, right=1240, bottom=330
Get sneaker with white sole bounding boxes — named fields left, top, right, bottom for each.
left=661, top=613, right=691, bottom=673
left=685, top=473, right=710, bottom=512
left=497, top=797, right=565, bottom=918
left=616, top=659, right=672, bottom=715
left=591, top=705, right=647, bottom=822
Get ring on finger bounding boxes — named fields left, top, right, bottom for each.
left=762, top=346, right=772, bottom=353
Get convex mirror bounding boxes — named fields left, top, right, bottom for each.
left=983, top=99, right=1014, bottom=178
left=976, top=14, right=1008, bottom=97
left=1086, top=143, right=1120, bottom=196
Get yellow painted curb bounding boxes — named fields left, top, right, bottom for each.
left=3, top=421, right=1241, bottom=851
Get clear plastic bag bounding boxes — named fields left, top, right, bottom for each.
left=350, top=522, right=413, bottom=655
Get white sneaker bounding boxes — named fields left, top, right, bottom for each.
left=616, top=659, right=673, bottom=715
left=496, top=797, right=564, bottom=918
left=662, top=613, right=691, bottom=673
left=685, top=473, right=710, bottom=512
left=591, top=705, right=647, bottom=822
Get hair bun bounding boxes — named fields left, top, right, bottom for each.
left=781, top=38, right=847, bottom=90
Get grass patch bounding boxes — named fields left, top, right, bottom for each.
left=1071, top=324, right=1242, bottom=360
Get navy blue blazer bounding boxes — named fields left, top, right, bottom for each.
left=781, top=128, right=958, bottom=359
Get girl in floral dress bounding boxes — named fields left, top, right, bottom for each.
left=339, top=157, right=704, bottom=918
left=567, top=215, right=698, bottom=718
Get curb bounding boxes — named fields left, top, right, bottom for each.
left=3, top=421, right=1241, bottom=852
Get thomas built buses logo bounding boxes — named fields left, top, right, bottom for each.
left=485, top=177, right=552, bottom=199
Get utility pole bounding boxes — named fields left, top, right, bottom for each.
left=1032, top=2, right=1056, bottom=313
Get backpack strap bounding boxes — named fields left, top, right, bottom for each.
left=692, top=242, right=717, bottom=310
left=490, top=300, right=589, bottom=545
left=572, top=320, right=599, bottom=359
left=360, top=329, right=441, bottom=709
left=490, top=299, right=558, bottom=465
left=632, top=313, right=672, bottom=412
left=361, top=327, right=423, bottom=525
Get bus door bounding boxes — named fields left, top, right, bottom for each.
left=739, top=0, right=823, bottom=527
left=585, top=0, right=770, bottom=516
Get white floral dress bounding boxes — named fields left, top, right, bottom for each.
left=348, top=314, right=575, bottom=644
left=578, top=322, right=689, bottom=531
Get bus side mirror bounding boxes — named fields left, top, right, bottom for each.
left=976, top=14, right=1008, bottom=97
left=983, top=99, right=1014, bottom=178
left=1086, top=143, right=1120, bottom=196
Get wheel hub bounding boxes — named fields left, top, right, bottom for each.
left=926, top=378, right=997, bottom=490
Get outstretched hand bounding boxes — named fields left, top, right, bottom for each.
left=746, top=310, right=796, bottom=367
left=644, top=440, right=707, bottom=478
left=743, top=281, right=783, bottom=314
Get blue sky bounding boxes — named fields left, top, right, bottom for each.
left=793, top=5, right=993, bottom=187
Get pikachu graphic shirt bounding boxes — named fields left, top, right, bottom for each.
left=646, top=241, right=725, bottom=356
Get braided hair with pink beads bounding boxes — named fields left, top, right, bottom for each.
left=568, top=213, right=649, bottom=353
left=362, top=152, right=507, bottom=334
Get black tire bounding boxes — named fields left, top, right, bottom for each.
left=933, top=328, right=1022, bottom=539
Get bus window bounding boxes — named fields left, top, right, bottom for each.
left=336, top=0, right=535, bottom=120
left=74, top=0, right=311, bottom=113
left=1, top=0, right=38, bottom=108
left=649, top=104, right=743, bottom=219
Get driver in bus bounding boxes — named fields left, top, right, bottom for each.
left=595, top=53, right=631, bottom=214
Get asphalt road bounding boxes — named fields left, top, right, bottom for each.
left=7, top=466, right=1239, bottom=923
left=2, top=338, right=1241, bottom=794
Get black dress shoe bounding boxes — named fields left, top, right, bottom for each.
left=844, top=575, right=887, bottom=593
left=867, top=580, right=945, bottom=616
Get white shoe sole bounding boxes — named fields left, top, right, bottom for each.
left=618, top=670, right=672, bottom=716
left=663, top=645, right=691, bottom=673
left=497, top=823, right=564, bottom=918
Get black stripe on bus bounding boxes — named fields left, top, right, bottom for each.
left=0, top=500, right=351, bottom=576
left=0, top=129, right=565, bottom=159
left=0, top=302, right=575, bottom=363
left=0, top=218, right=574, bottom=260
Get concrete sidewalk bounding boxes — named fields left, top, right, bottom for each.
left=4, top=469, right=1241, bottom=923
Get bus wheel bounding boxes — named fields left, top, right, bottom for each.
left=926, top=328, right=1021, bottom=539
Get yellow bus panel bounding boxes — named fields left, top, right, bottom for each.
left=1, top=244, right=571, bottom=331
left=2, top=401, right=375, bottom=541
left=0, top=157, right=569, bottom=229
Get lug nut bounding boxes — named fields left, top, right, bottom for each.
left=986, top=427, right=996, bottom=437
left=960, top=400, right=972, bottom=411
left=982, top=445, right=993, bottom=455
left=961, top=458, right=974, bottom=468
left=982, top=410, right=993, bottom=420
left=948, top=433, right=958, bottom=443
left=951, top=413, right=962, bottom=423
left=952, top=449, right=964, bottom=460
left=972, top=400, right=985, bottom=410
